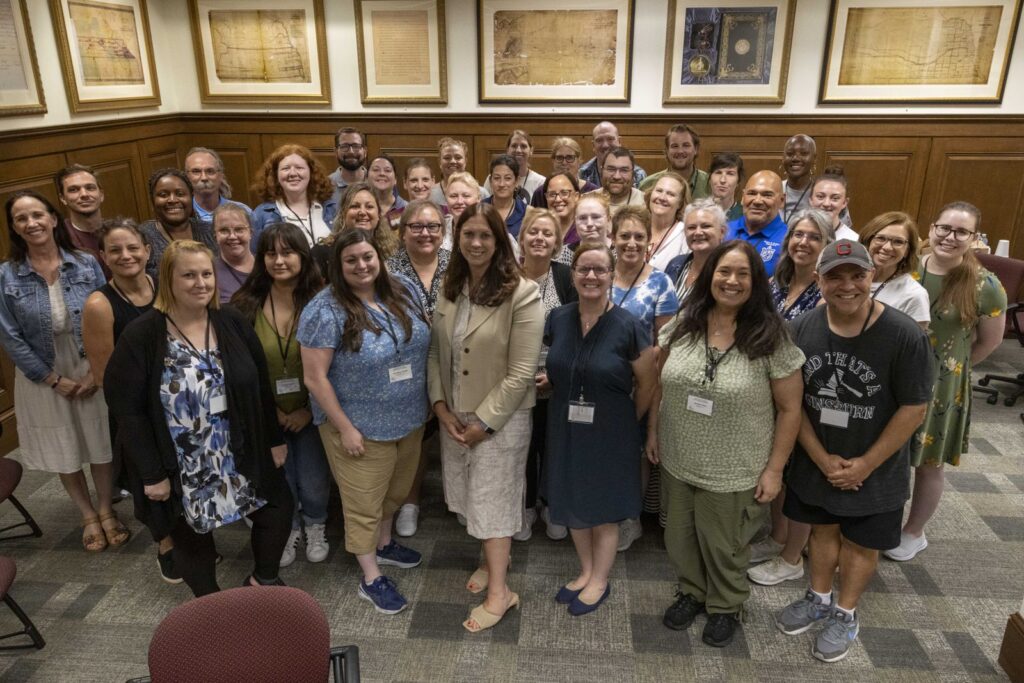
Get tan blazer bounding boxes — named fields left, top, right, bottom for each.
left=428, top=278, right=543, bottom=431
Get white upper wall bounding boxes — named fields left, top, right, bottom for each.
left=5, top=0, right=1024, bottom=132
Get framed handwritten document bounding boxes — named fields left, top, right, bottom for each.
left=187, top=0, right=331, bottom=105
left=663, top=0, right=795, bottom=105
left=355, top=0, right=447, bottom=104
left=49, top=0, right=160, bottom=112
left=0, top=0, right=46, bottom=116
left=820, top=0, right=1022, bottom=104
left=477, top=0, right=634, bottom=103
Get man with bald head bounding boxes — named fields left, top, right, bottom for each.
left=726, top=170, right=788, bottom=276
left=579, top=121, right=646, bottom=189
left=781, top=134, right=817, bottom=220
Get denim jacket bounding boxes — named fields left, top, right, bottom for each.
left=0, top=250, right=106, bottom=382
left=250, top=199, right=339, bottom=243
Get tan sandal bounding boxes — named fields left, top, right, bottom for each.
left=466, top=556, right=512, bottom=594
left=81, top=517, right=107, bottom=552
left=99, top=511, right=131, bottom=547
left=463, top=592, right=519, bottom=633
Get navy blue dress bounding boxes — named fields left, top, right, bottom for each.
left=541, top=304, right=650, bottom=528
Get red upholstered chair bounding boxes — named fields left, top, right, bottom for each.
left=975, top=253, right=1024, bottom=406
left=0, top=457, right=43, bottom=542
left=127, top=586, right=360, bottom=683
left=0, top=555, right=46, bottom=651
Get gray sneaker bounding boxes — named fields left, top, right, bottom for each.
left=812, top=608, right=859, bottom=663
left=775, top=590, right=832, bottom=635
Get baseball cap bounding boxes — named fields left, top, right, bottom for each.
left=816, top=239, right=874, bottom=275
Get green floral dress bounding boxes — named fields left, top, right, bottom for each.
left=911, top=264, right=1006, bottom=467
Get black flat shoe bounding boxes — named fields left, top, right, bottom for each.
left=243, top=574, right=287, bottom=587
left=663, top=592, right=704, bottom=631
left=702, top=612, right=739, bottom=647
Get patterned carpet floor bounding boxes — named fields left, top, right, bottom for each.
left=0, top=340, right=1020, bottom=682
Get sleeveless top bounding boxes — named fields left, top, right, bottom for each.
left=98, top=281, right=156, bottom=342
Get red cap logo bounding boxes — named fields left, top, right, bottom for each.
left=837, top=243, right=852, bottom=256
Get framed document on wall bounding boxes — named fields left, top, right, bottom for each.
left=187, top=0, right=331, bottom=105
left=49, top=0, right=160, bottom=113
left=0, top=0, right=46, bottom=116
left=355, top=0, right=447, bottom=104
left=477, top=0, right=634, bottom=103
left=662, top=0, right=795, bottom=104
left=820, top=0, right=1022, bottom=104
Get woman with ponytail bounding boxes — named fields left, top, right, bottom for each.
left=884, top=201, right=1006, bottom=562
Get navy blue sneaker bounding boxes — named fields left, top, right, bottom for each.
left=358, top=576, right=408, bottom=615
left=376, top=540, right=422, bottom=568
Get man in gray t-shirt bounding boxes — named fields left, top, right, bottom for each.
left=775, top=240, right=933, bottom=664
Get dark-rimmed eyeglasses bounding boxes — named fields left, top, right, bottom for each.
left=407, top=222, right=443, bottom=234
left=931, top=224, right=975, bottom=242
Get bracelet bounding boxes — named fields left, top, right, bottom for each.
left=50, top=375, right=61, bottom=389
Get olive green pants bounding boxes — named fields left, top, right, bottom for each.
left=662, top=468, right=763, bottom=615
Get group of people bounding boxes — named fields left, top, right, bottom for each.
left=0, top=121, right=1008, bottom=662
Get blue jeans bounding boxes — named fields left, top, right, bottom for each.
left=282, top=422, right=331, bottom=529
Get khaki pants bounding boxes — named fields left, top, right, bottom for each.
left=320, top=424, right=424, bottom=555
left=662, top=468, right=763, bottom=614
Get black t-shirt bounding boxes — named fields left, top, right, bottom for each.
left=786, top=304, right=933, bottom=516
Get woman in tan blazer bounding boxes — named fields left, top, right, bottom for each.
left=428, top=203, right=543, bottom=633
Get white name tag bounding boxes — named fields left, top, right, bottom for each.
left=687, top=395, right=714, bottom=416
left=389, top=364, right=413, bottom=383
left=209, top=392, right=227, bottom=415
left=276, top=377, right=301, bottom=395
left=820, top=407, right=849, bottom=429
left=568, top=401, right=595, bottom=424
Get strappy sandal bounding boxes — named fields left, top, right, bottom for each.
left=463, top=591, right=519, bottom=633
left=81, top=517, right=107, bottom=552
left=99, top=511, right=131, bottom=547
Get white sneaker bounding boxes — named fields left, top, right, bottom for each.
left=883, top=532, right=928, bottom=561
left=541, top=506, right=567, bottom=541
left=617, top=518, right=643, bottom=552
left=513, top=507, right=537, bottom=542
left=747, top=555, right=805, bottom=586
left=748, top=536, right=784, bottom=564
left=304, top=523, right=329, bottom=563
left=395, top=504, right=419, bottom=537
left=279, top=528, right=300, bottom=567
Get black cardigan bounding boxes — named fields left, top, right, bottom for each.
left=551, top=261, right=577, bottom=304
left=104, top=305, right=285, bottom=538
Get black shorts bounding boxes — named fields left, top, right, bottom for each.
left=783, top=488, right=903, bottom=551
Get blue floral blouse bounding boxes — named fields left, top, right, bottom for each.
left=770, top=279, right=821, bottom=321
left=612, top=270, right=679, bottom=334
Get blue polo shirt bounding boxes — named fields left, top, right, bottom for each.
left=726, top=213, right=787, bottom=277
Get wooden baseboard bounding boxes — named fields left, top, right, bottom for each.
left=999, top=612, right=1024, bottom=682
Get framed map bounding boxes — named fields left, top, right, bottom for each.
left=0, top=0, right=46, bottom=116
left=477, top=0, right=634, bottom=103
left=49, top=0, right=160, bottom=112
left=663, top=0, right=795, bottom=104
left=187, top=0, right=330, bottom=104
left=354, top=0, right=447, bottom=104
left=820, top=0, right=1022, bottom=103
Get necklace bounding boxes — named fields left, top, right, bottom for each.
left=710, top=310, right=736, bottom=338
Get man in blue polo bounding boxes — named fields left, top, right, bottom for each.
left=726, top=170, right=787, bottom=276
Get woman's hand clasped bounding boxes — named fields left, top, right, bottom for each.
left=340, top=425, right=365, bottom=457
left=144, top=478, right=171, bottom=502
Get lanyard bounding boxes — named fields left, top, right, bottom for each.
left=825, top=301, right=874, bottom=359
left=366, top=303, right=402, bottom=359
left=918, top=257, right=945, bottom=316
left=166, top=312, right=215, bottom=373
left=283, top=200, right=315, bottom=245
left=870, top=272, right=897, bottom=301
left=614, top=266, right=644, bottom=307
left=702, top=329, right=736, bottom=386
left=782, top=183, right=811, bottom=222
left=571, top=302, right=612, bottom=401
left=267, top=292, right=295, bottom=366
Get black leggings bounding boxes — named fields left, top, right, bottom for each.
left=170, top=468, right=294, bottom=597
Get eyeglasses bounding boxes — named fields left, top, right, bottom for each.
left=791, top=230, right=822, bottom=243
left=216, top=227, right=249, bottom=237
left=931, top=224, right=975, bottom=242
left=407, top=222, right=443, bottom=234
left=870, top=234, right=909, bottom=248
left=545, top=189, right=575, bottom=200
left=604, top=167, right=633, bottom=177
left=573, top=265, right=610, bottom=276
left=553, top=154, right=578, bottom=163
left=336, top=143, right=364, bottom=151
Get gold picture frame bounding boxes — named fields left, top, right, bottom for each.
left=49, top=0, right=160, bottom=113
left=187, top=0, right=331, bottom=105
left=662, top=0, right=795, bottom=105
left=820, top=0, right=1022, bottom=104
left=354, top=0, right=448, bottom=104
left=1, top=0, right=46, bottom=116
left=477, top=0, right=634, bottom=103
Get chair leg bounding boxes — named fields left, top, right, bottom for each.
left=330, top=645, right=360, bottom=683
left=0, top=495, right=43, bottom=541
left=0, top=594, right=45, bottom=650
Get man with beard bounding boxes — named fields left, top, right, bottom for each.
left=639, top=124, right=710, bottom=199
left=588, top=147, right=645, bottom=217
left=330, top=126, right=368, bottom=204
left=725, top=170, right=787, bottom=276
left=54, top=164, right=110, bottom=277
left=184, top=147, right=251, bottom=226
left=579, top=121, right=646, bottom=189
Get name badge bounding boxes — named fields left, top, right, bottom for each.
left=209, top=392, right=227, bottom=415
left=687, top=395, right=713, bottom=416
left=389, top=364, right=413, bottom=383
left=276, top=377, right=301, bottom=395
left=820, top=407, right=849, bottom=429
left=568, top=401, right=595, bottom=424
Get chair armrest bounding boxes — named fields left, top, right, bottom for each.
left=330, top=644, right=360, bottom=683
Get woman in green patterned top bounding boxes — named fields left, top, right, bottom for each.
left=885, top=202, right=1006, bottom=562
